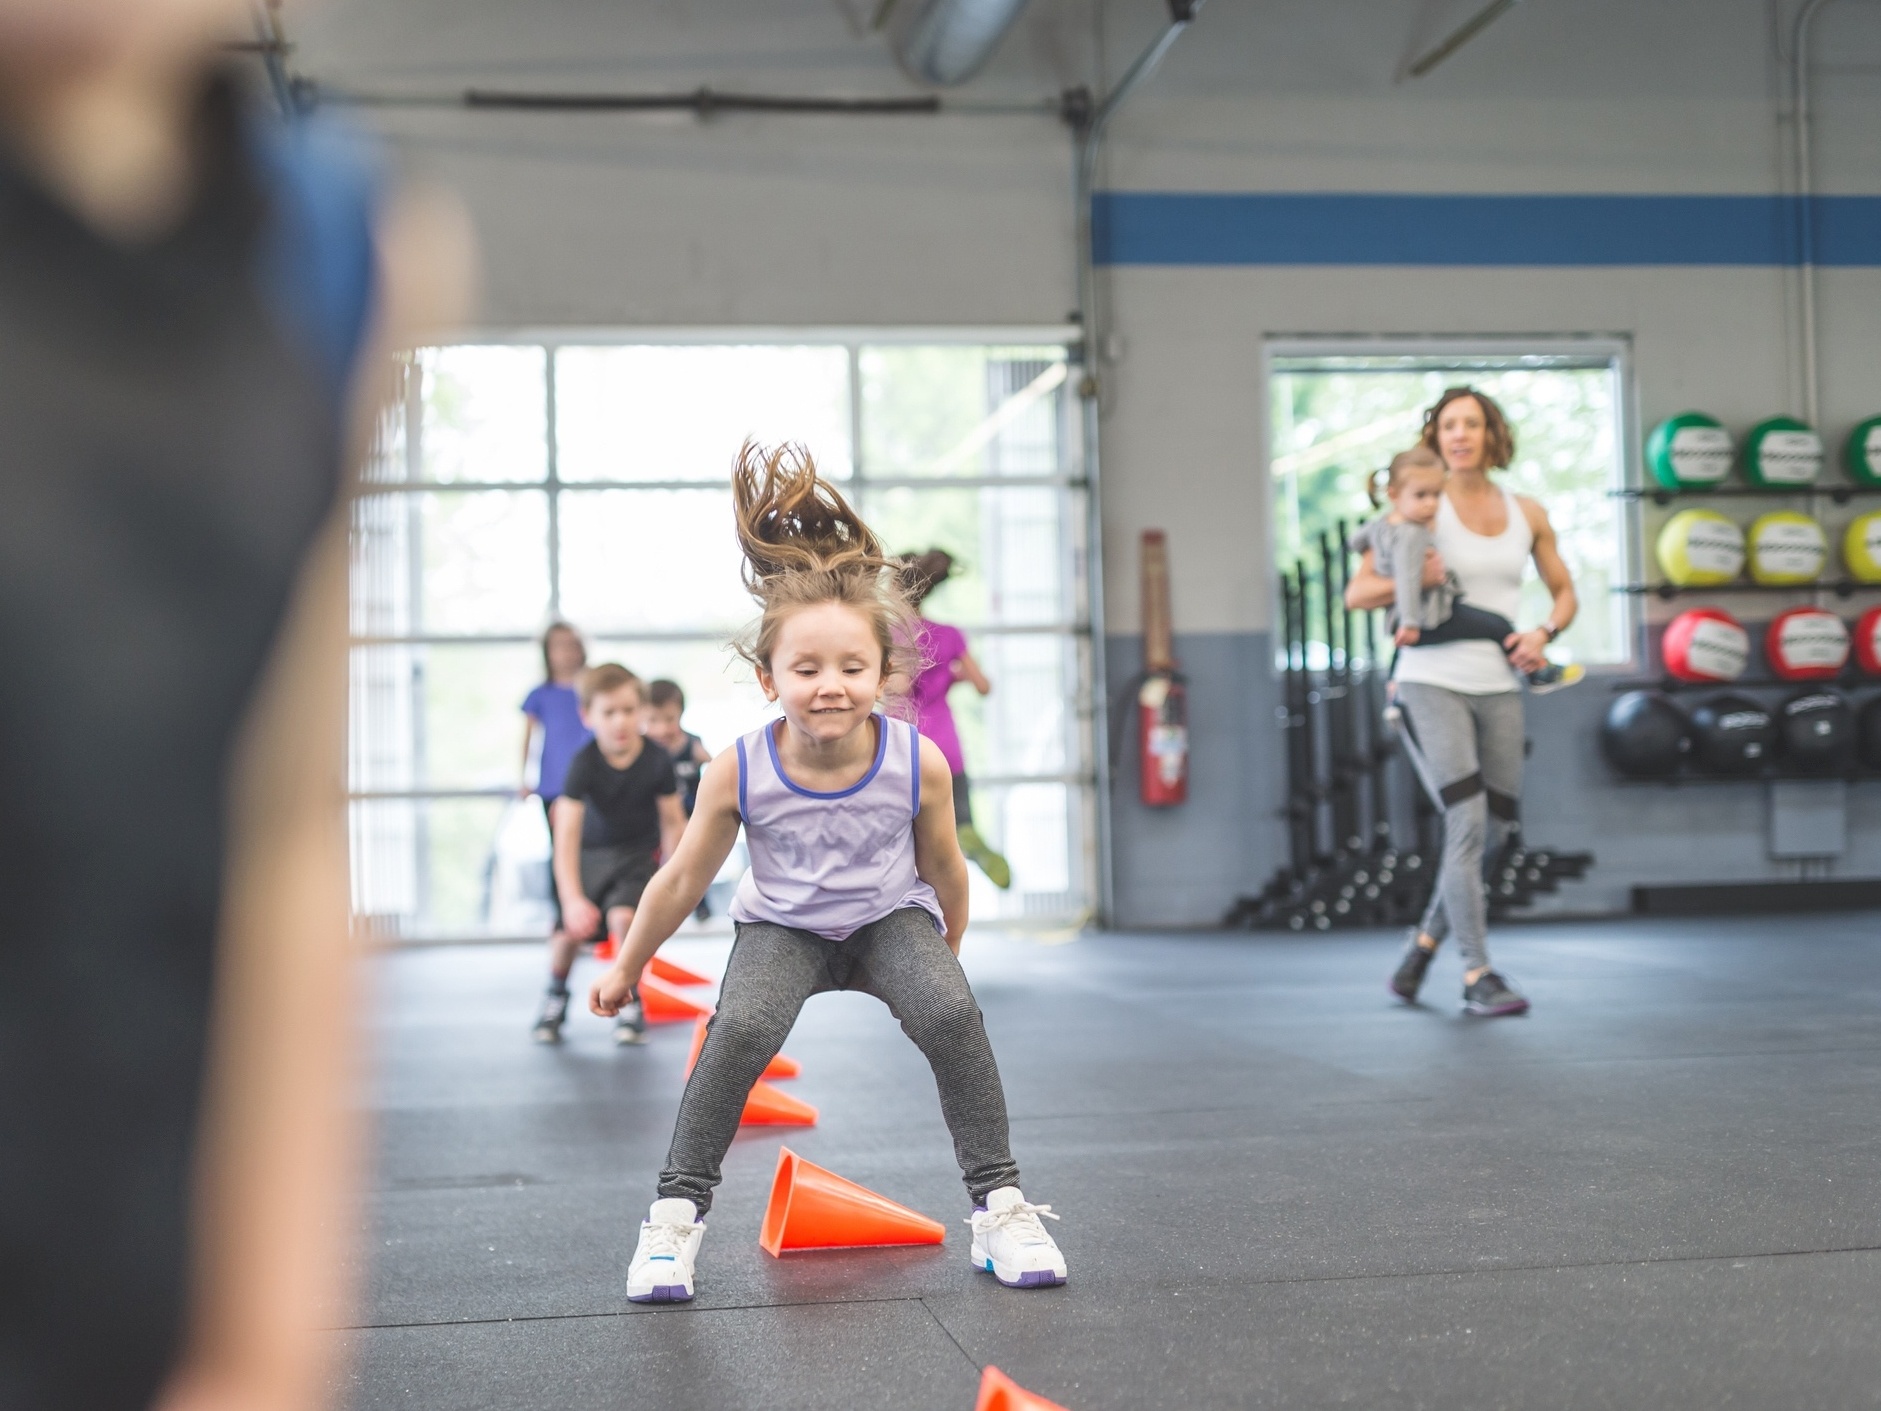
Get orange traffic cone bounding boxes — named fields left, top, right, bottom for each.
left=593, top=935, right=618, bottom=961
left=684, top=1019, right=800, bottom=1081
left=759, top=1147, right=945, bottom=1255
left=975, top=1366, right=1072, bottom=1411
left=638, top=977, right=711, bottom=1024
left=648, top=955, right=712, bottom=987
left=741, top=1080, right=818, bottom=1127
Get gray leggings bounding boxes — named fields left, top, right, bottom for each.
left=1395, top=682, right=1525, bottom=974
left=657, top=906, right=1020, bottom=1213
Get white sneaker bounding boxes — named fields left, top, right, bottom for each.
left=627, top=1198, right=705, bottom=1303
left=967, top=1187, right=1066, bottom=1288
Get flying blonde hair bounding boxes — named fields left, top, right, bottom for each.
left=730, top=440, right=921, bottom=683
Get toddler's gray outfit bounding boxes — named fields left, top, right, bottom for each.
left=1353, top=515, right=1460, bottom=632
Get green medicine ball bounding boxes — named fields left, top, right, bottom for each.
left=1645, top=412, right=1734, bottom=490
left=1656, top=508, right=1744, bottom=586
left=1747, top=511, right=1828, bottom=585
left=1844, top=416, right=1881, bottom=487
left=1845, top=510, right=1881, bottom=583
left=1742, top=416, right=1824, bottom=487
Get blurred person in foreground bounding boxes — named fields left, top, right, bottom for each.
left=0, top=3, right=471, bottom=1410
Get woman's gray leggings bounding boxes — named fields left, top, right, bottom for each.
left=1395, top=682, right=1526, bottom=974
left=657, top=906, right=1021, bottom=1214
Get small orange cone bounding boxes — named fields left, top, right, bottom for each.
left=740, top=1080, right=818, bottom=1127
left=684, top=1019, right=800, bottom=1081
left=593, top=935, right=618, bottom=961
left=638, top=977, right=712, bottom=1024
left=759, top=1147, right=945, bottom=1255
left=975, top=1366, right=1072, bottom=1411
left=649, top=955, right=712, bottom=987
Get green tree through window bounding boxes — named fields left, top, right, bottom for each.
left=1270, top=353, right=1629, bottom=667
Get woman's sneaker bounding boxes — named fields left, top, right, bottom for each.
left=1463, top=970, right=1530, bottom=1017
left=968, top=1187, right=1066, bottom=1288
left=627, top=1198, right=705, bottom=1303
left=532, top=988, right=569, bottom=1043
left=1389, top=932, right=1437, bottom=1003
left=613, top=998, right=648, bottom=1046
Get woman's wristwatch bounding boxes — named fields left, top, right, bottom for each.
left=1540, top=621, right=1562, bottom=641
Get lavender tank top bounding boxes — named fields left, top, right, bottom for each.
left=730, top=713, right=944, bottom=941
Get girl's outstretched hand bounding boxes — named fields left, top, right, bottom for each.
left=590, top=966, right=638, bottom=1017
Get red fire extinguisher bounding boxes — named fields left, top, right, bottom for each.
left=1138, top=530, right=1189, bottom=806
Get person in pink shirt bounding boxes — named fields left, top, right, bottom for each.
left=895, top=550, right=1012, bottom=890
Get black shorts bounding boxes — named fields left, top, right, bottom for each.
left=579, top=846, right=658, bottom=915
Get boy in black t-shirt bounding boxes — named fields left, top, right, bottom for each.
left=534, top=664, right=686, bottom=1045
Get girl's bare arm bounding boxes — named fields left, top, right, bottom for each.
left=911, top=737, right=970, bottom=952
left=591, top=755, right=743, bottom=1014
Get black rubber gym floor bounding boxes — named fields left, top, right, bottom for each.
left=336, top=914, right=1881, bottom=1411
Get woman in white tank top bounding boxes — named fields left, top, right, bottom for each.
left=1345, top=388, right=1580, bottom=1017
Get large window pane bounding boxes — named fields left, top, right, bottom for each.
left=415, top=490, right=550, bottom=634
left=558, top=489, right=752, bottom=633
left=418, top=346, right=547, bottom=483
left=860, top=346, right=1070, bottom=477
left=947, top=633, right=1080, bottom=780
left=556, top=345, right=851, bottom=483
left=349, top=643, right=542, bottom=794
left=1269, top=356, right=1626, bottom=666
left=863, top=485, right=1067, bottom=627
left=587, top=639, right=767, bottom=760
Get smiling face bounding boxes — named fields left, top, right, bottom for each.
left=1436, top=395, right=1489, bottom=474
left=756, top=601, right=885, bottom=744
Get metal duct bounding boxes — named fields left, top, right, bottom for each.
left=889, top=0, right=1037, bottom=86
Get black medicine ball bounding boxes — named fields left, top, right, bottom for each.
left=1859, top=695, right=1881, bottom=770
left=1689, top=693, right=1775, bottom=775
left=1778, top=689, right=1853, bottom=773
left=1601, top=691, right=1692, bottom=778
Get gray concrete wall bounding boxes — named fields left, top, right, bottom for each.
left=294, top=0, right=1881, bottom=927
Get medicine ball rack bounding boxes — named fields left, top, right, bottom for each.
left=1616, top=485, right=1881, bottom=507
left=1226, top=521, right=1593, bottom=932
left=1617, top=581, right=1881, bottom=600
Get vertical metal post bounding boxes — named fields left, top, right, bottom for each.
left=1071, top=0, right=1208, bottom=928
left=544, top=345, right=561, bottom=618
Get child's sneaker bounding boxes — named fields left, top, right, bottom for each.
left=968, top=1187, right=1066, bottom=1288
left=532, top=988, right=569, bottom=1044
left=613, top=997, right=647, bottom=1046
left=627, top=1198, right=704, bottom=1303
left=957, top=823, right=1013, bottom=890
left=1525, top=662, right=1584, bottom=695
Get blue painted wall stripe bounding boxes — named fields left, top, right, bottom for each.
left=1093, top=193, right=1881, bottom=267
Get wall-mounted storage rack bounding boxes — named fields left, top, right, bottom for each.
left=1616, top=580, right=1881, bottom=600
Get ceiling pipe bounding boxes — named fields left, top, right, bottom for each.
left=889, top=0, right=1038, bottom=86
left=1066, top=0, right=1209, bottom=926
left=1405, top=0, right=1522, bottom=79
left=1792, top=0, right=1836, bottom=429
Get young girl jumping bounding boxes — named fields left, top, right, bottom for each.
left=589, top=443, right=1067, bottom=1303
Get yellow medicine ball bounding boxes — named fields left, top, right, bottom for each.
left=1845, top=511, right=1881, bottom=584
left=1747, top=511, right=1828, bottom=585
left=1656, top=508, right=1745, bottom=586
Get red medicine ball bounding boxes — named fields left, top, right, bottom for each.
left=1856, top=606, right=1881, bottom=676
left=1766, top=607, right=1849, bottom=681
left=1661, top=608, right=1749, bottom=682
